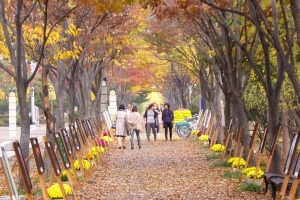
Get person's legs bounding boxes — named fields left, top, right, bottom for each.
left=146, top=123, right=151, bottom=141
left=121, top=137, right=126, bottom=148
left=169, top=124, right=173, bottom=141
left=136, top=129, right=141, bottom=148
left=157, top=119, right=160, bottom=134
left=117, top=136, right=122, bottom=149
left=151, top=123, right=157, bottom=141
left=165, top=124, right=168, bottom=141
left=130, top=129, right=134, bottom=149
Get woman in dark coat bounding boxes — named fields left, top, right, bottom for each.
left=161, top=103, right=174, bottom=141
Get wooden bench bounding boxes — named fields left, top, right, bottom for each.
left=267, top=132, right=300, bottom=199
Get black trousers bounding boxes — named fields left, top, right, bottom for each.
left=164, top=122, right=173, bottom=140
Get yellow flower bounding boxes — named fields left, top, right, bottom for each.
left=228, top=157, right=246, bottom=168
left=174, top=109, right=192, bottom=124
left=211, top=144, right=225, bottom=152
left=242, top=167, right=264, bottom=179
left=103, top=136, right=113, bottom=142
left=191, top=130, right=199, bottom=135
left=74, top=159, right=91, bottom=170
left=60, top=170, right=68, bottom=182
left=47, top=183, right=72, bottom=198
left=199, top=134, right=209, bottom=141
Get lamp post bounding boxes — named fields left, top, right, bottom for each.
left=9, top=90, right=16, bottom=137
left=31, top=86, right=35, bottom=124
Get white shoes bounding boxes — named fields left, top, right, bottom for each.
left=157, top=133, right=160, bottom=135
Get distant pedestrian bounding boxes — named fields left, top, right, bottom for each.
left=126, top=104, right=132, bottom=116
left=143, top=104, right=158, bottom=141
left=127, top=106, right=141, bottom=149
left=125, top=104, right=132, bottom=136
left=153, top=102, right=161, bottom=135
left=162, top=103, right=174, bottom=141
left=115, top=104, right=128, bottom=149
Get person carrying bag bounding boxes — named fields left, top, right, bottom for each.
left=127, top=106, right=142, bottom=149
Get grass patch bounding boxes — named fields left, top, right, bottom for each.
left=32, top=177, right=40, bottom=183
left=2, top=190, right=9, bottom=195
left=18, top=189, right=26, bottom=195
left=222, top=171, right=242, bottom=179
left=200, top=150, right=209, bottom=154
left=210, top=160, right=232, bottom=168
left=206, top=153, right=222, bottom=160
left=239, top=183, right=261, bottom=192
left=33, top=188, right=43, bottom=196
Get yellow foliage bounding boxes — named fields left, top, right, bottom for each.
left=207, top=50, right=216, bottom=57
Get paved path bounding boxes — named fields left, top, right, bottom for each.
left=79, top=134, right=273, bottom=200
left=0, top=125, right=46, bottom=143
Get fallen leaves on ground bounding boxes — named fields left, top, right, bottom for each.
left=77, top=134, right=272, bottom=199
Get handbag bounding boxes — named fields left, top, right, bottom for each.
left=136, top=123, right=142, bottom=131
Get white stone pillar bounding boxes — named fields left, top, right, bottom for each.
left=100, top=78, right=108, bottom=112
left=9, top=90, right=17, bottom=137
left=108, top=90, right=117, bottom=123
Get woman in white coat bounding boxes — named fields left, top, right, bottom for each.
left=115, top=104, right=128, bottom=149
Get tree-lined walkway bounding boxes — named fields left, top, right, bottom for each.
left=79, top=135, right=272, bottom=199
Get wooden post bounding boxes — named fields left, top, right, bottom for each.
left=206, top=112, right=216, bottom=137
left=75, top=119, right=95, bottom=171
left=30, top=137, right=49, bottom=200
left=0, top=147, right=19, bottom=200
left=210, top=115, right=222, bottom=147
left=195, top=109, right=204, bottom=131
left=45, top=141, right=68, bottom=200
left=233, top=127, right=242, bottom=157
left=221, top=119, right=233, bottom=160
left=240, top=122, right=259, bottom=180
left=237, top=144, right=244, bottom=169
left=60, top=128, right=79, bottom=182
left=12, top=141, right=33, bottom=200
left=287, top=150, right=300, bottom=200
left=253, top=126, right=268, bottom=182
left=277, top=132, right=300, bottom=200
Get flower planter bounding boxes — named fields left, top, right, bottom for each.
left=203, top=141, right=209, bottom=147
left=76, top=170, right=82, bottom=177
left=245, top=177, right=262, bottom=185
left=214, top=152, right=222, bottom=156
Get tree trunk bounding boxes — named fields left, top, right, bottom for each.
left=53, top=63, right=67, bottom=130
left=17, top=84, right=31, bottom=160
left=68, top=65, right=76, bottom=124
left=290, top=0, right=300, bottom=46
left=282, top=112, right=289, bottom=158
left=42, top=64, right=56, bottom=178
left=233, top=98, right=251, bottom=158
left=267, top=94, right=282, bottom=173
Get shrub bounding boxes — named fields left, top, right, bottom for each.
left=210, top=160, right=232, bottom=168
left=206, top=153, right=222, bottom=160
left=239, top=183, right=261, bottom=192
left=17, top=115, right=21, bottom=126
left=1, top=117, right=9, bottom=124
left=189, top=103, right=199, bottom=115
left=0, top=120, right=5, bottom=126
left=0, top=100, right=8, bottom=115
left=222, top=171, right=242, bottom=179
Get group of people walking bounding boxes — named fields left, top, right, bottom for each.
left=114, top=102, right=174, bottom=150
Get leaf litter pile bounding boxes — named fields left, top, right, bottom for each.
left=79, top=134, right=273, bottom=199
